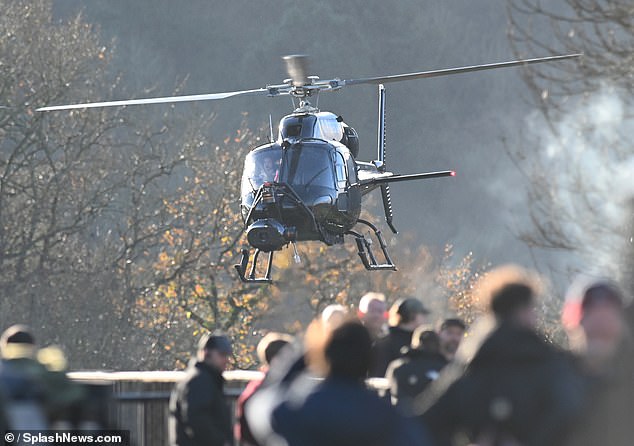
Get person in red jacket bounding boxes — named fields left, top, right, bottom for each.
left=235, top=332, right=292, bottom=446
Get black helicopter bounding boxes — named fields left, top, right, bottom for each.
left=38, top=53, right=580, bottom=283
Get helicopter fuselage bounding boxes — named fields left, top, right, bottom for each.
left=240, top=111, right=365, bottom=252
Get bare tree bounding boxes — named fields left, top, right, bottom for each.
left=0, top=1, right=267, bottom=370
left=0, top=1, right=508, bottom=371
left=0, top=1, right=133, bottom=358
left=506, top=1, right=634, bottom=283
left=130, top=119, right=276, bottom=369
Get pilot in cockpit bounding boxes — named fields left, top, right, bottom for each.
left=258, top=155, right=279, bottom=183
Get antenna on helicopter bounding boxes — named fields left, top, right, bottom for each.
left=375, top=84, right=397, bottom=234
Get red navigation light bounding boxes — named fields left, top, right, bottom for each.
left=450, top=171, right=456, bottom=177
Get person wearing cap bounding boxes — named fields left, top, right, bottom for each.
left=561, top=279, right=634, bottom=446
left=169, top=333, right=233, bottom=446
left=421, top=265, right=582, bottom=446
left=0, top=325, right=48, bottom=431
left=370, top=297, right=429, bottom=377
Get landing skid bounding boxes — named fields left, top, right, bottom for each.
left=347, top=219, right=397, bottom=271
left=234, top=248, right=274, bottom=284
left=236, top=219, right=397, bottom=283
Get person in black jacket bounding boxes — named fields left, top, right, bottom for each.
left=169, top=334, right=233, bottom=446
left=561, top=279, right=634, bottom=446
left=371, top=298, right=429, bottom=377
left=386, top=328, right=448, bottom=415
left=271, top=320, right=433, bottom=446
left=421, top=265, right=582, bottom=446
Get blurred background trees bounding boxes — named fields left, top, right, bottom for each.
left=506, top=1, right=634, bottom=286
left=3, top=0, right=629, bottom=370
left=0, top=1, right=136, bottom=368
left=0, top=1, right=270, bottom=369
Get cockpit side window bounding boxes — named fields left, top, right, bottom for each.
left=315, top=116, right=344, bottom=141
left=241, top=146, right=282, bottom=199
left=279, top=115, right=317, bottom=140
left=334, top=152, right=348, bottom=189
left=344, top=152, right=357, bottom=184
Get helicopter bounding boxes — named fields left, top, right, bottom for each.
left=38, top=53, right=580, bottom=283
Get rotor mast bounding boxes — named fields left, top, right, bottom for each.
left=283, top=55, right=321, bottom=112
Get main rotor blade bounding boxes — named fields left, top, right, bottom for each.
left=283, top=55, right=310, bottom=87
left=344, top=53, right=581, bottom=86
left=37, top=88, right=269, bottom=112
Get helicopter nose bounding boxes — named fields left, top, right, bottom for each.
left=246, top=219, right=294, bottom=252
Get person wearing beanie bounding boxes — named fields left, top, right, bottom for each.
left=422, top=265, right=582, bottom=446
left=0, top=325, right=51, bottom=430
left=562, top=279, right=627, bottom=374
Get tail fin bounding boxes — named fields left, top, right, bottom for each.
left=376, top=84, right=397, bottom=233
left=376, top=84, right=386, bottom=171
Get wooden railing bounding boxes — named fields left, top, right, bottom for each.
left=68, top=371, right=388, bottom=446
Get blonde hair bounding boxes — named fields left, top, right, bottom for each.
left=358, top=292, right=386, bottom=314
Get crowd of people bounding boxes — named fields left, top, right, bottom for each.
left=169, top=264, right=634, bottom=446
left=0, top=263, right=631, bottom=446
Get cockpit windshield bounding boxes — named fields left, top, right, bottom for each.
left=241, top=142, right=336, bottom=207
left=283, top=143, right=335, bottom=191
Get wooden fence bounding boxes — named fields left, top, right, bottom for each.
left=68, top=371, right=388, bottom=446
left=68, top=371, right=262, bottom=446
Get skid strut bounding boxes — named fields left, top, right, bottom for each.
left=346, top=219, right=397, bottom=271
left=234, top=248, right=274, bottom=284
